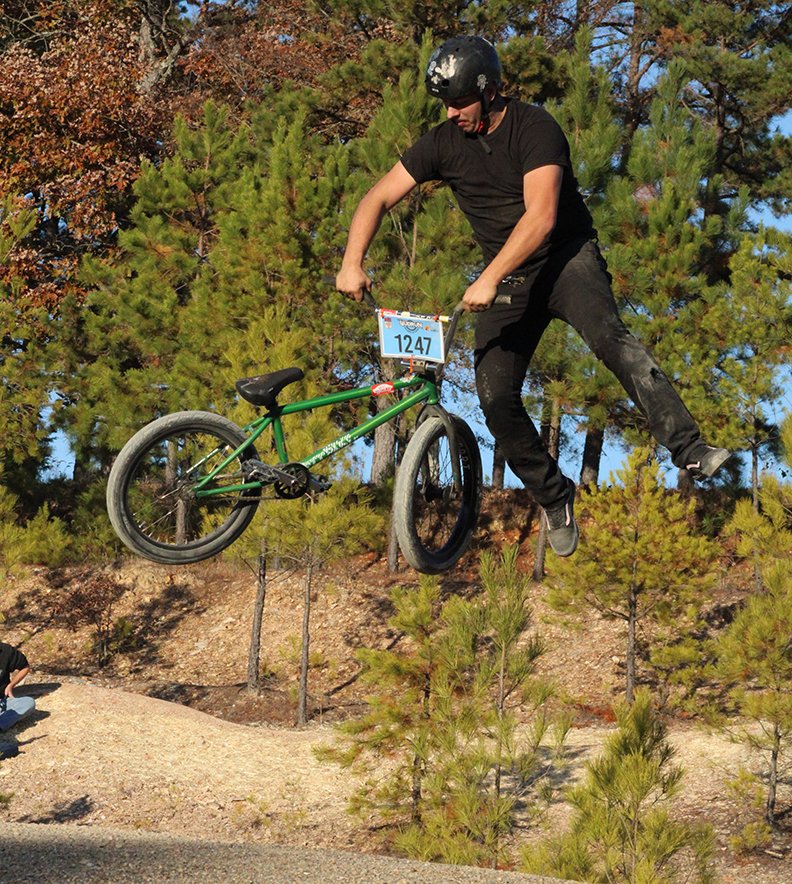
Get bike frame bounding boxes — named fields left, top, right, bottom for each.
left=193, top=371, right=440, bottom=498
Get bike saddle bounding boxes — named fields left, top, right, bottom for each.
left=235, top=367, right=305, bottom=409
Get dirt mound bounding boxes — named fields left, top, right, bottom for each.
left=2, top=679, right=788, bottom=882
left=5, top=681, right=356, bottom=847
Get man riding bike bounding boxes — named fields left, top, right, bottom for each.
left=336, top=35, right=730, bottom=557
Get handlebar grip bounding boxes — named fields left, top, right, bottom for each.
left=453, top=293, right=512, bottom=313
left=323, top=274, right=379, bottom=311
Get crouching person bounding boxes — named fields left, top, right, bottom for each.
left=0, top=641, right=35, bottom=731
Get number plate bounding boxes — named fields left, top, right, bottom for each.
left=377, top=310, right=446, bottom=364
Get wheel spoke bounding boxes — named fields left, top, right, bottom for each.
left=394, top=416, right=481, bottom=573
left=123, top=429, right=257, bottom=548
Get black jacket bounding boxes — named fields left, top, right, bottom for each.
left=0, top=642, right=29, bottom=695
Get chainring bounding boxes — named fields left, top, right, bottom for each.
left=273, top=463, right=312, bottom=499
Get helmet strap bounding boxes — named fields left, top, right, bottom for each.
left=476, top=91, right=492, bottom=153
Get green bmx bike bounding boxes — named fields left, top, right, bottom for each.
left=106, top=297, right=483, bottom=574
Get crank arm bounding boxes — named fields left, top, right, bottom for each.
left=242, top=459, right=302, bottom=488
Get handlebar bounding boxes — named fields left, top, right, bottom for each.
left=321, top=273, right=515, bottom=375
left=321, top=274, right=511, bottom=317
left=324, top=273, right=522, bottom=375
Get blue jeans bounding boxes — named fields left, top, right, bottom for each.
left=0, top=696, right=36, bottom=731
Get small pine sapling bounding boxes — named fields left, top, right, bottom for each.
left=547, top=448, right=719, bottom=703
left=523, top=689, right=715, bottom=883
left=320, top=548, right=568, bottom=868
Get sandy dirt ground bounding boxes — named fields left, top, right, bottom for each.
left=1, top=536, right=789, bottom=882
left=2, top=679, right=789, bottom=882
left=3, top=681, right=358, bottom=847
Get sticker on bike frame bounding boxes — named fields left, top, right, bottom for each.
left=378, top=310, right=446, bottom=364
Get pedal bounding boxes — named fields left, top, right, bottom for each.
left=309, top=474, right=332, bottom=493
left=242, top=459, right=298, bottom=486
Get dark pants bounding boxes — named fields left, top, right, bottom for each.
left=474, top=237, right=702, bottom=508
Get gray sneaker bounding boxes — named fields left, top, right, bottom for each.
left=685, top=446, right=731, bottom=478
left=543, top=478, right=579, bottom=557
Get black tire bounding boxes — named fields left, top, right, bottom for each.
left=106, top=411, right=260, bottom=565
left=393, top=414, right=482, bottom=574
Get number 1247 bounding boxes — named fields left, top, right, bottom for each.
left=395, top=334, right=432, bottom=356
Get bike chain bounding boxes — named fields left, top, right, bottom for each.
left=242, top=459, right=320, bottom=499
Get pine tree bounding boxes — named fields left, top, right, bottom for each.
left=59, top=97, right=350, bottom=465
left=536, top=29, right=790, bottom=486
left=646, top=0, right=792, bottom=216
left=651, top=414, right=792, bottom=714
left=175, top=105, right=351, bottom=422
left=593, top=65, right=743, bottom=474
left=317, top=575, right=448, bottom=825
left=236, top=480, right=383, bottom=726
left=701, top=228, right=792, bottom=505
left=717, top=412, right=792, bottom=830
left=592, top=2, right=792, bottom=486
left=0, top=196, right=58, bottom=528
left=716, top=562, right=792, bottom=831
left=546, top=448, right=719, bottom=703
left=320, top=549, right=567, bottom=867
left=523, top=689, right=715, bottom=883
left=57, top=102, right=254, bottom=466
left=0, top=474, right=71, bottom=573
left=0, top=197, right=47, bottom=466
left=396, top=547, right=565, bottom=867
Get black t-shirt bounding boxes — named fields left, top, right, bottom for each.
left=400, top=99, right=594, bottom=267
left=0, top=643, right=29, bottom=694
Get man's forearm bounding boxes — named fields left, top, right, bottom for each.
left=478, top=211, right=555, bottom=285
left=341, top=191, right=389, bottom=268
left=6, top=666, right=29, bottom=696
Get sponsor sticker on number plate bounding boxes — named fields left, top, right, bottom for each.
left=378, top=310, right=445, bottom=364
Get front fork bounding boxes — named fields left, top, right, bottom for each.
left=416, top=403, right=464, bottom=492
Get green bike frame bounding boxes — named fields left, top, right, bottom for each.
left=193, top=373, right=440, bottom=498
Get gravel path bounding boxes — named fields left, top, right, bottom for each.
left=0, top=822, right=569, bottom=883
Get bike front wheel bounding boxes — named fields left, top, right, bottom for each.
left=393, top=414, right=482, bottom=574
left=106, top=411, right=261, bottom=565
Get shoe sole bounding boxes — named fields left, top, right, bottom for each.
left=701, top=449, right=731, bottom=477
left=548, top=523, right=579, bottom=557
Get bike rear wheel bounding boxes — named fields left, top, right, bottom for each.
left=107, top=411, right=260, bottom=565
left=393, top=414, right=482, bottom=574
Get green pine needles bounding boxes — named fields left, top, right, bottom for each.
left=716, top=413, right=792, bottom=837
left=546, top=448, right=720, bottom=704
left=318, top=547, right=569, bottom=868
left=523, top=689, right=715, bottom=883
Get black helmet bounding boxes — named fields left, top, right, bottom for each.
left=425, top=36, right=501, bottom=102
